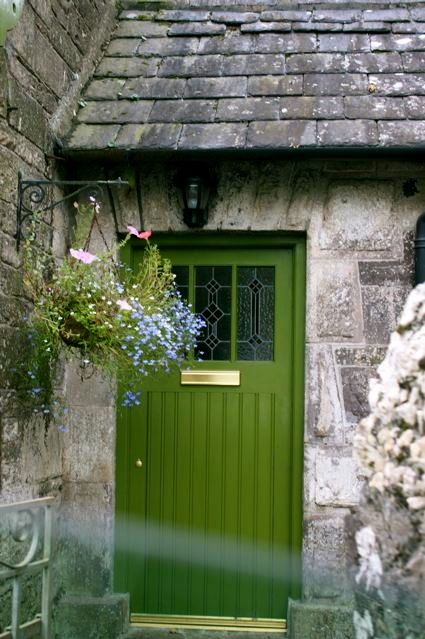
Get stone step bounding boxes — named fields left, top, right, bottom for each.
left=119, top=628, right=286, bottom=639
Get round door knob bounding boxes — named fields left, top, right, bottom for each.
left=135, top=459, right=143, bottom=468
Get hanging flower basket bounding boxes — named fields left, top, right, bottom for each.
left=22, top=200, right=204, bottom=410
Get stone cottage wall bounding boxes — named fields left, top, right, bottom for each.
left=0, top=0, right=117, bottom=633
left=72, top=156, right=422, bottom=620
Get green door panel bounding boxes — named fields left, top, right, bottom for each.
left=115, top=234, right=306, bottom=622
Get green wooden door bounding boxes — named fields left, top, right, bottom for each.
left=115, top=234, right=305, bottom=626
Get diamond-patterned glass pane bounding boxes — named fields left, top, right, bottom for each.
left=237, top=267, right=275, bottom=361
left=195, top=266, right=231, bottom=361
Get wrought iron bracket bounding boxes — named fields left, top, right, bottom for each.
left=15, top=171, right=129, bottom=251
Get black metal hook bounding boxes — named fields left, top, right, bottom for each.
left=15, top=171, right=129, bottom=251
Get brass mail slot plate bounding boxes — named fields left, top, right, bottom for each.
left=181, top=370, right=240, bottom=386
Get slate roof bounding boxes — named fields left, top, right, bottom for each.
left=64, top=2, right=425, bottom=154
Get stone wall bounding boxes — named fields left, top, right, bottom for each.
left=0, top=0, right=117, bottom=634
left=69, top=156, right=421, bottom=628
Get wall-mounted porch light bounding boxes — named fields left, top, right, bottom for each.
left=177, top=167, right=214, bottom=229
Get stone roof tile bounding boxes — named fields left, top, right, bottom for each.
left=64, top=2, right=425, bottom=153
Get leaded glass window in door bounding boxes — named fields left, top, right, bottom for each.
left=172, top=264, right=275, bottom=362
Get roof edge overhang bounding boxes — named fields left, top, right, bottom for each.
left=61, top=146, right=425, bottom=164
left=122, top=1, right=425, bottom=10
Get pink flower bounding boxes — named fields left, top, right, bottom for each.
left=127, top=226, right=152, bottom=241
left=116, top=299, right=132, bottom=311
left=70, top=248, right=98, bottom=264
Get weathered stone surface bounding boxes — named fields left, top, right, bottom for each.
left=241, top=22, right=291, bottom=33
left=137, top=36, right=199, bottom=57
left=217, top=97, right=279, bottom=121
left=335, top=346, right=387, bottom=367
left=280, top=96, right=343, bottom=119
left=247, top=120, right=316, bottom=148
left=84, top=79, right=126, bottom=100
left=151, top=99, right=216, bottom=123
left=65, top=123, right=120, bottom=149
left=318, top=120, right=378, bottom=146
left=248, top=75, right=303, bottom=96
left=222, top=54, right=285, bottom=76
left=310, top=260, right=362, bottom=341
left=318, top=33, right=370, bottom=52
left=156, top=10, right=210, bottom=22
left=168, top=22, right=225, bottom=36
left=288, top=600, right=355, bottom=639
left=344, top=96, right=405, bottom=119
left=121, top=77, right=186, bottom=99
left=314, top=9, right=360, bottom=23
left=55, top=594, right=129, bottom=639
left=179, top=123, right=247, bottom=150
left=96, top=57, right=159, bottom=78
left=304, top=74, right=367, bottom=96
left=261, top=11, right=312, bottom=22
left=371, top=33, right=425, bottom=51
left=198, top=34, right=255, bottom=55
left=256, top=32, right=317, bottom=53
left=345, top=52, right=402, bottom=73
left=307, top=344, right=344, bottom=440
left=359, top=260, right=412, bottom=286
left=115, top=21, right=168, bottom=38
left=105, top=38, right=141, bottom=57
left=78, top=100, right=154, bottom=124
left=319, top=180, right=396, bottom=252
left=211, top=12, right=258, bottom=24
left=362, top=286, right=397, bottom=344
left=158, top=55, right=223, bottom=77
left=369, top=73, right=425, bottom=96
left=185, top=76, right=247, bottom=98
left=287, top=52, right=346, bottom=73
left=341, top=367, right=375, bottom=422
left=315, top=452, right=363, bottom=506
left=379, top=120, right=425, bottom=145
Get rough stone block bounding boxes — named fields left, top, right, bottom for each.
left=105, top=38, right=141, bottom=57
left=198, top=34, right=255, bottom=55
left=364, top=9, right=410, bottom=22
left=315, top=452, right=363, bottom=506
left=211, top=12, right=258, bottom=24
left=318, top=33, right=370, bottom=52
left=371, top=34, right=425, bottom=51
left=286, top=53, right=346, bottom=73
left=55, top=594, right=129, bottom=639
left=168, top=22, right=225, bottom=36
left=303, top=513, right=352, bottom=599
left=256, top=33, right=317, bottom=53
left=318, top=120, right=378, bottom=146
left=335, top=346, right=387, bottom=367
left=150, top=99, right=216, bottom=123
left=307, top=344, right=344, bottom=439
left=222, top=54, right=285, bottom=76
left=345, top=52, right=402, bottom=73
left=241, top=22, right=291, bottom=33
left=359, top=260, right=412, bottom=286
left=280, top=96, right=343, bottom=119
left=121, top=77, right=185, bottom=100
left=248, top=75, right=303, bottom=96
left=402, top=52, right=425, bottom=73
left=95, top=57, right=159, bottom=78
left=217, top=97, right=280, bottom=121
left=379, top=120, right=425, bottom=145
left=185, top=76, right=247, bottom=98
left=309, top=260, right=362, bottom=340
left=179, top=123, right=247, bottom=150
left=341, top=365, right=375, bottom=424
left=115, top=21, right=168, bottom=38
left=247, top=121, right=316, bottom=148
left=115, top=123, right=182, bottom=150
left=137, top=36, right=199, bottom=57
left=369, top=73, right=425, bottom=96
left=84, top=78, right=126, bottom=100
left=287, top=600, right=355, bottom=639
left=293, top=22, right=343, bottom=33
left=77, top=100, right=154, bottom=124
left=313, top=10, right=360, bottom=23
left=156, top=10, right=210, bottom=22
left=361, top=285, right=396, bottom=344
left=344, top=22, right=391, bottom=33
left=261, top=11, right=312, bottom=22
left=159, top=55, right=223, bottom=78
left=304, top=73, right=367, bottom=96
left=319, top=180, right=396, bottom=253
left=344, top=96, right=405, bottom=119
left=65, top=124, right=120, bottom=149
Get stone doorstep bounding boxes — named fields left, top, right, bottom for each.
left=119, top=629, right=286, bottom=639
left=55, top=593, right=130, bottom=639
left=287, top=600, right=355, bottom=639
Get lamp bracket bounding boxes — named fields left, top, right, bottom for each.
left=15, top=170, right=129, bottom=251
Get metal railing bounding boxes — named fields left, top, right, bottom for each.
left=0, top=497, right=54, bottom=639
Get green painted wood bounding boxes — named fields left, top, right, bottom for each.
left=115, top=234, right=305, bottom=621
